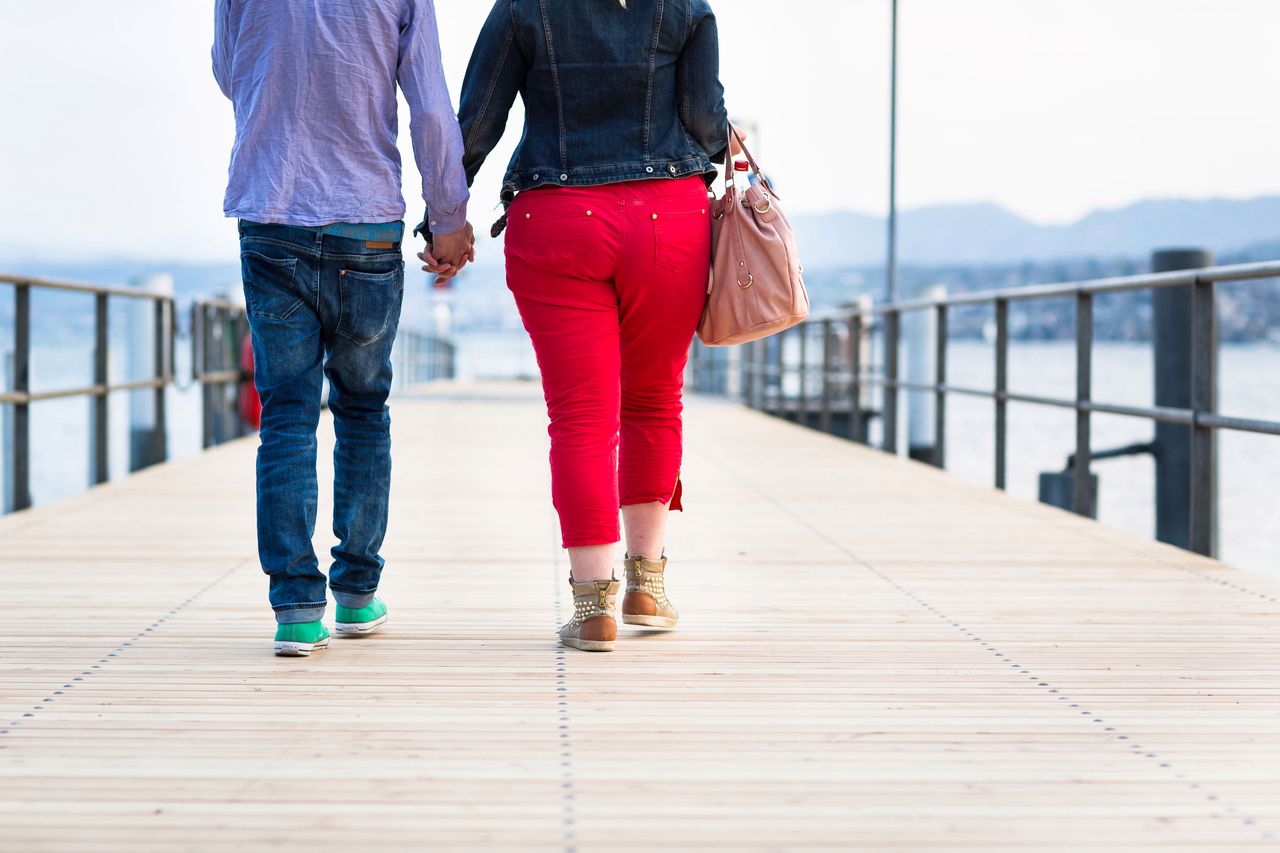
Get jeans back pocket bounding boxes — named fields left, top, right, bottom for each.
left=336, top=264, right=405, bottom=346
left=241, top=249, right=303, bottom=321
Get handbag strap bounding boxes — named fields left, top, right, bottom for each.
left=724, top=126, right=776, bottom=196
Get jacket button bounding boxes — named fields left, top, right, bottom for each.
left=669, top=165, right=678, bottom=174
left=646, top=166, right=655, bottom=173
left=560, top=173, right=568, bottom=181
left=532, top=174, right=539, bottom=180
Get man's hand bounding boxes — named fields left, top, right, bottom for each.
left=418, top=222, right=476, bottom=288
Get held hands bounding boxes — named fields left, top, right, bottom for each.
left=418, top=222, right=476, bottom=288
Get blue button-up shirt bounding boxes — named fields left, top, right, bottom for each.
left=213, top=0, right=469, bottom=235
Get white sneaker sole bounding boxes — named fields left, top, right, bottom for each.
left=274, top=636, right=330, bottom=657
left=334, top=614, right=388, bottom=636
left=622, top=614, right=678, bottom=629
left=561, top=636, right=615, bottom=653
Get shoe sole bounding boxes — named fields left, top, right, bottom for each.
left=622, top=614, right=678, bottom=629
left=334, top=614, right=388, bottom=636
left=274, top=637, right=330, bottom=657
left=561, top=636, right=615, bottom=652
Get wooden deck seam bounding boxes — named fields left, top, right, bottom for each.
left=691, top=428, right=1277, bottom=844
left=1003, top=500, right=1280, bottom=608
left=1, top=561, right=248, bottom=740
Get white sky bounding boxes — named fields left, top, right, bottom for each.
left=1, top=0, right=1278, bottom=262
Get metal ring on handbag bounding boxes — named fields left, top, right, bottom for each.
left=737, top=273, right=754, bottom=289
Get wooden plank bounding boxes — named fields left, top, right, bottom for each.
left=0, top=381, right=1276, bottom=850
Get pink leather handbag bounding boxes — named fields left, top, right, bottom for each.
left=698, top=129, right=809, bottom=346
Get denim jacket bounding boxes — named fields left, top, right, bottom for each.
left=429, top=0, right=728, bottom=238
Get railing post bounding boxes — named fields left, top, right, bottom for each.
left=848, top=314, right=864, bottom=443
left=994, top=298, right=1009, bottom=490
left=796, top=324, right=808, bottom=425
left=1073, top=292, right=1094, bottom=516
left=153, top=296, right=170, bottom=464
left=883, top=309, right=900, bottom=454
left=197, top=303, right=215, bottom=450
left=91, top=293, right=109, bottom=485
left=820, top=319, right=834, bottom=434
left=934, top=303, right=948, bottom=469
left=1189, top=275, right=1217, bottom=556
left=753, top=339, right=764, bottom=409
left=11, top=283, right=31, bottom=511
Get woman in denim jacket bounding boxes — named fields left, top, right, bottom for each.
left=454, top=0, right=734, bottom=652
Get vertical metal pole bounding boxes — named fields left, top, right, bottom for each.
left=742, top=340, right=755, bottom=406
left=849, top=314, right=864, bottom=442
left=1189, top=276, right=1217, bottom=556
left=883, top=310, right=900, bottom=454
left=820, top=319, right=834, bottom=434
left=92, top=293, right=109, bottom=485
left=752, top=335, right=762, bottom=409
left=886, top=0, right=899, bottom=305
left=1152, top=249, right=1215, bottom=551
left=153, top=297, right=169, bottom=463
left=1073, top=293, right=1094, bottom=516
left=934, top=304, right=947, bottom=468
left=199, top=304, right=214, bottom=450
left=796, top=325, right=808, bottom=425
left=11, top=284, right=31, bottom=511
left=994, top=298, right=1009, bottom=490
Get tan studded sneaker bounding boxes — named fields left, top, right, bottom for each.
left=560, top=576, right=619, bottom=652
left=622, top=554, right=679, bottom=629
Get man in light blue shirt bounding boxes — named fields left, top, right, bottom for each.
left=213, top=0, right=471, bottom=656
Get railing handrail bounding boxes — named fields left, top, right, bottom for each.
left=0, top=272, right=177, bottom=302
left=828, top=259, right=1280, bottom=317
left=692, top=253, right=1280, bottom=561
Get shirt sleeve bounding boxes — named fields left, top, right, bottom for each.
left=398, top=0, right=471, bottom=236
left=212, top=0, right=233, bottom=99
left=458, top=0, right=527, bottom=188
left=677, top=7, right=730, bottom=164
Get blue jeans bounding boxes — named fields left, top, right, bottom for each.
left=238, top=221, right=405, bottom=624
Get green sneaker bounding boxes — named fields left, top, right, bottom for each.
left=274, top=621, right=330, bottom=657
left=334, top=597, right=388, bottom=637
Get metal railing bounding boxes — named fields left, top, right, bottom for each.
left=0, top=273, right=177, bottom=511
left=393, top=329, right=457, bottom=391
left=690, top=259, right=1280, bottom=557
left=1, top=273, right=459, bottom=515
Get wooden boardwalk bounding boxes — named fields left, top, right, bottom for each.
left=2, top=382, right=1277, bottom=850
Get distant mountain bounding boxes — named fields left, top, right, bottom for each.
left=793, top=196, right=1280, bottom=269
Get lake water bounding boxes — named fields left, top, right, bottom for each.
left=6, top=331, right=1277, bottom=581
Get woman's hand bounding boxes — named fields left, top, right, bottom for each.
left=729, top=123, right=748, bottom=156
left=419, top=222, right=476, bottom=288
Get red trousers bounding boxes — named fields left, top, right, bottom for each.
left=505, top=177, right=711, bottom=548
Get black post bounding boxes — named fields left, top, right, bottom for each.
left=883, top=310, right=900, bottom=454
left=91, top=293, right=109, bottom=485
left=1152, top=248, right=1215, bottom=552
left=933, top=304, right=947, bottom=468
left=12, top=284, right=31, bottom=511
left=820, top=320, right=834, bottom=434
left=796, top=325, right=808, bottom=425
left=849, top=314, right=865, bottom=442
left=994, top=298, right=1009, bottom=490
left=152, top=297, right=169, bottom=464
left=1073, top=292, right=1095, bottom=517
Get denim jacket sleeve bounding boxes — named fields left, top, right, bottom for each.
left=677, top=6, right=729, bottom=164
left=458, top=0, right=528, bottom=188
